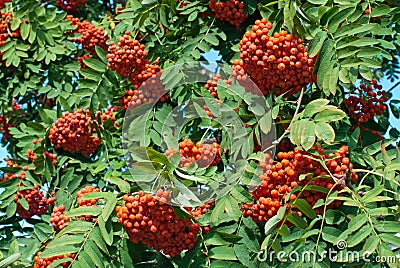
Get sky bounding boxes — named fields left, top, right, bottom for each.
left=0, top=49, right=399, bottom=167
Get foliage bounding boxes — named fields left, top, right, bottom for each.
left=0, top=0, right=399, bottom=267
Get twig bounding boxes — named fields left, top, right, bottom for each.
left=263, top=87, right=304, bottom=153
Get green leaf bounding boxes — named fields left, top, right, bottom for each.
left=0, top=253, right=21, bottom=268
left=337, top=37, right=379, bottom=50
left=84, top=240, right=105, bottom=268
left=47, top=258, right=74, bottom=268
left=188, top=11, right=198, bottom=22
left=300, top=120, right=315, bottom=151
left=309, top=31, right=328, bottom=57
left=83, top=58, right=107, bottom=73
left=286, top=212, right=308, bottom=229
left=209, top=246, right=238, bottom=260
left=371, top=4, right=391, bottom=17
left=98, top=216, right=113, bottom=246
left=346, top=225, right=371, bottom=247
left=89, top=227, right=109, bottom=254
left=102, top=194, right=117, bottom=221
left=40, top=245, right=78, bottom=259
left=303, top=99, right=330, bottom=118
left=380, top=233, right=400, bottom=247
left=205, top=34, right=219, bottom=46
left=360, top=185, right=384, bottom=203
left=6, top=201, right=16, bottom=218
left=315, top=121, right=335, bottom=144
left=210, top=198, right=227, bottom=225
left=316, top=41, right=335, bottom=88
left=225, top=195, right=242, bottom=221
left=20, top=22, right=30, bottom=41
left=264, top=215, right=283, bottom=235
left=314, top=109, right=346, bottom=122
left=363, top=235, right=380, bottom=254
left=334, top=24, right=375, bottom=39
left=47, top=235, right=84, bottom=249
left=290, top=120, right=302, bottom=147
left=65, top=206, right=102, bottom=218
left=292, top=199, right=316, bottom=219
left=18, top=196, right=29, bottom=210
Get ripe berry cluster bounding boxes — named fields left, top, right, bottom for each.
left=165, top=138, right=222, bottom=168
left=233, top=18, right=315, bottom=96
left=76, top=185, right=100, bottom=221
left=66, top=15, right=109, bottom=54
left=56, top=0, right=86, bottom=12
left=48, top=109, right=115, bottom=156
left=50, top=186, right=100, bottom=232
left=0, top=0, right=11, bottom=9
left=50, top=204, right=70, bottom=233
left=0, top=100, right=22, bottom=141
left=107, top=31, right=161, bottom=89
left=209, top=0, right=247, bottom=27
left=116, top=190, right=205, bottom=257
left=177, top=0, right=187, bottom=8
left=49, top=109, right=100, bottom=156
left=27, top=148, right=58, bottom=167
left=34, top=251, right=75, bottom=268
left=0, top=12, right=20, bottom=66
left=343, top=80, right=388, bottom=123
left=0, top=158, right=26, bottom=182
left=242, top=145, right=358, bottom=222
left=204, top=74, right=232, bottom=100
left=120, top=86, right=169, bottom=110
left=77, top=54, right=92, bottom=68
left=185, top=202, right=213, bottom=233
left=0, top=114, right=15, bottom=141
left=14, top=185, right=56, bottom=219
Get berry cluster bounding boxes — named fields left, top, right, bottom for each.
left=76, top=185, right=100, bottom=220
left=242, top=146, right=358, bottom=223
left=49, top=109, right=100, bottom=156
left=107, top=31, right=161, bottom=89
left=0, top=12, right=20, bottom=66
left=14, top=185, right=56, bottom=219
left=34, top=251, right=75, bottom=268
left=0, top=114, right=15, bottom=141
left=116, top=190, right=203, bottom=257
left=0, top=158, right=26, bottom=182
left=50, top=186, right=100, bottom=232
left=50, top=204, right=70, bottom=233
left=77, top=54, right=92, bottom=68
left=50, top=185, right=100, bottom=233
left=177, top=0, right=188, bottom=8
left=0, top=0, right=11, bottom=9
left=56, top=0, right=86, bottom=12
left=185, top=202, right=213, bottom=233
left=120, top=86, right=169, bottom=110
left=165, top=138, right=222, bottom=168
left=209, top=0, right=247, bottom=27
left=343, top=80, right=388, bottom=123
left=66, top=15, right=109, bottom=54
left=49, top=109, right=115, bottom=156
left=233, top=18, right=315, bottom=96
left=101, top=106, right=118, bottom=124
left=204, top=74, right=232, bottom=99
left=27, top=148, right=58, bottom=167
left=0, top=100, right=22, bottom=141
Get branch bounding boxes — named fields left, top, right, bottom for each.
left=263, top=87, right=305, bottom=154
